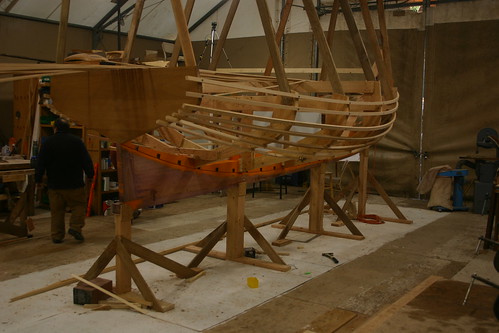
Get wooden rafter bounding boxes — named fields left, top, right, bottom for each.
left=122, top=0, right=145, bottom=63
left=170, top=0, right=196, bottom=66
left=55, top=0, right=71, bottom=64
left=263, top=0, right=293, bottom=76
left=208, top=0, right=240, bottom=70
left=302, top=0, right=344, bottom=94
left=169, top=0, right=195, bottom=67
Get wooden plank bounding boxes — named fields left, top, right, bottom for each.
left=244, top=216, right=286, bottom=265
left=230, top=256, right=291, bottom=272
left=169, top=0, right=195, bottom=67
left=309, top=164, right=326, bottom=233
left=118, top=291, right=153, bottom=308
left=121, top=238, right=197, bottom=278
left=115, top=204, right=133, bottom=294
left=302, top=0, right=343, bottom=94
left=122, top=0, right=145, bottom=63
left=55, top=0, right=70, bottom=64
left=272, top=224, right=364, bottom=241
left=354, top=276, right=443, bottom=333
left=324, top=190, right=363, bottom=236
left=338, top=0, right=375, bottom=81
left=226, top=182, right=246, bottom=259
left=367, top=170, right=409, bottom=221
left=72, top=274, right=150, bottom=315
left=275, top=188, right=311, bottom=240
left=264, top=0, right=293, bottom=76
left=184, top=245, right=227, bottom=260
left=188, top=221, right=227, bottom=268
left=83, top=238, right=117, bottom=280
left=358, top=0, right=394, bottom=99
left=115, top=240, right=166, bottom=312
left=357, top=150, right=369, bottom=217
left=209, top=0, right=240, bottom=70
left=170, top=0, right=196, bottom=66
left=255, top=0, right=291, bottom=94
left=376, top=0, right=393, bottom=87
left=320, top=0, right=340, bottom=80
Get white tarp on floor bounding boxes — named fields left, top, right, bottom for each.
left=0, top=203, right=446, bottom=333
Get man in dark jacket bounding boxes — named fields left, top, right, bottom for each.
left=35, top=118, right=94, bottom=243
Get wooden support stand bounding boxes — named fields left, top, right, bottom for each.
left=82, top=203, right=198, bottom=312
left=356, top=150, right=413, bottom=224
left=185, top=182, right=290, bottom=272
left=272, top=163, right=365, bottom=246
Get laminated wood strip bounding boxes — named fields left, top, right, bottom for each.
left=188, top=75, right=399, bottom=106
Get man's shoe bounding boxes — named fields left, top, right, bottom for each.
left=68, top=228, right=84, bottom=242
left=52, top=239, right=64, bottom=244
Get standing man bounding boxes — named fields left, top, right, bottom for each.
left=35, top=118, right=94, bottom=243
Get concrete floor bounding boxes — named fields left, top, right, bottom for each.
left=0, top=187, right=498, bottom=332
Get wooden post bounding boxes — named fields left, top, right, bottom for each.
left=115, top=203, right=133, bottom=293
left=358, top=149, right=369, bottom=217
left=226, top=182, right=246, bottom=259
left=338, top=0, right=375, bottom=81
left=320, top=0, right=339, bottom=81
left=302, top=0, right=344, bottom=94
left=208, top=0, right=240, bottom=70
left=169, top=0, right=195, bottom=68
left=256, top=0, right=290, bottom=93
left=358, top=0, right=394, bottom=99
left=263, top=0, right=293, bottom=76
left=309, top=163, right=325, bottom=233
left=55, top=0, right=70, bottom=64
left=170, top=0, right=196, bottom=67
left=376, top=0, right=394, bottom=87
left=122, top=0, right=145, bottom=63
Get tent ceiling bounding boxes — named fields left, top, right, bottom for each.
left=0, top=0, right=225, bottom=41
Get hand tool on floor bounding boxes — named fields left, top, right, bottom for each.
left=322, top=253, right=339, bottom=264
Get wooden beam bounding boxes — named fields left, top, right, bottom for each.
left=323, top=190, right=364, bottom=237
left=121, top=238, right=198, bottom=278
left=170, top=0, right=196, bottom=66
left=376, top=0, right=394, bottom=87
left=122, top=0, right=145, bottom=63
left=320, top=0, right=340, bottom=81
left=115, top=240, right=167, bottom=312
left=72, top=274, right=150, bottom=315
left=169, top=0, right=195, bottom=67
left=272, top=224, right=364, bottom=241
left=244, top=216, right=286, bottom=265
left=338, top=0, right=375, bottom=81
left=188, top=222, right=227, bottom=267
left=357, top=149, right=369, bottom=217
left=55, top=0, right=71, bottom=64
left=302, top=0, right=343, bottom=94
left=115, top=204, right=133, bottom=294
left=309, top=164, right=326, bottom=233
left=358, top=0, right=394, bottom=99
left=226, top=182, right=246, bottom=259
left=255, top=0, right=290, bottom=93
left=264, top=0, right=293, bottom=76
left=208, top=0, right=240, bottom=70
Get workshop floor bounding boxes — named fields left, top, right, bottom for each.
left=0, top=187, right=497, bottom=332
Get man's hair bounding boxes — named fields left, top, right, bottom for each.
left=53, top=118, right=70, bottom=132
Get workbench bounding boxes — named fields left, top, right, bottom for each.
left=0, top=157, right=35, bottom=237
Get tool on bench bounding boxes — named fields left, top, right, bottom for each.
left=322, top=253, right=339, bottom=264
